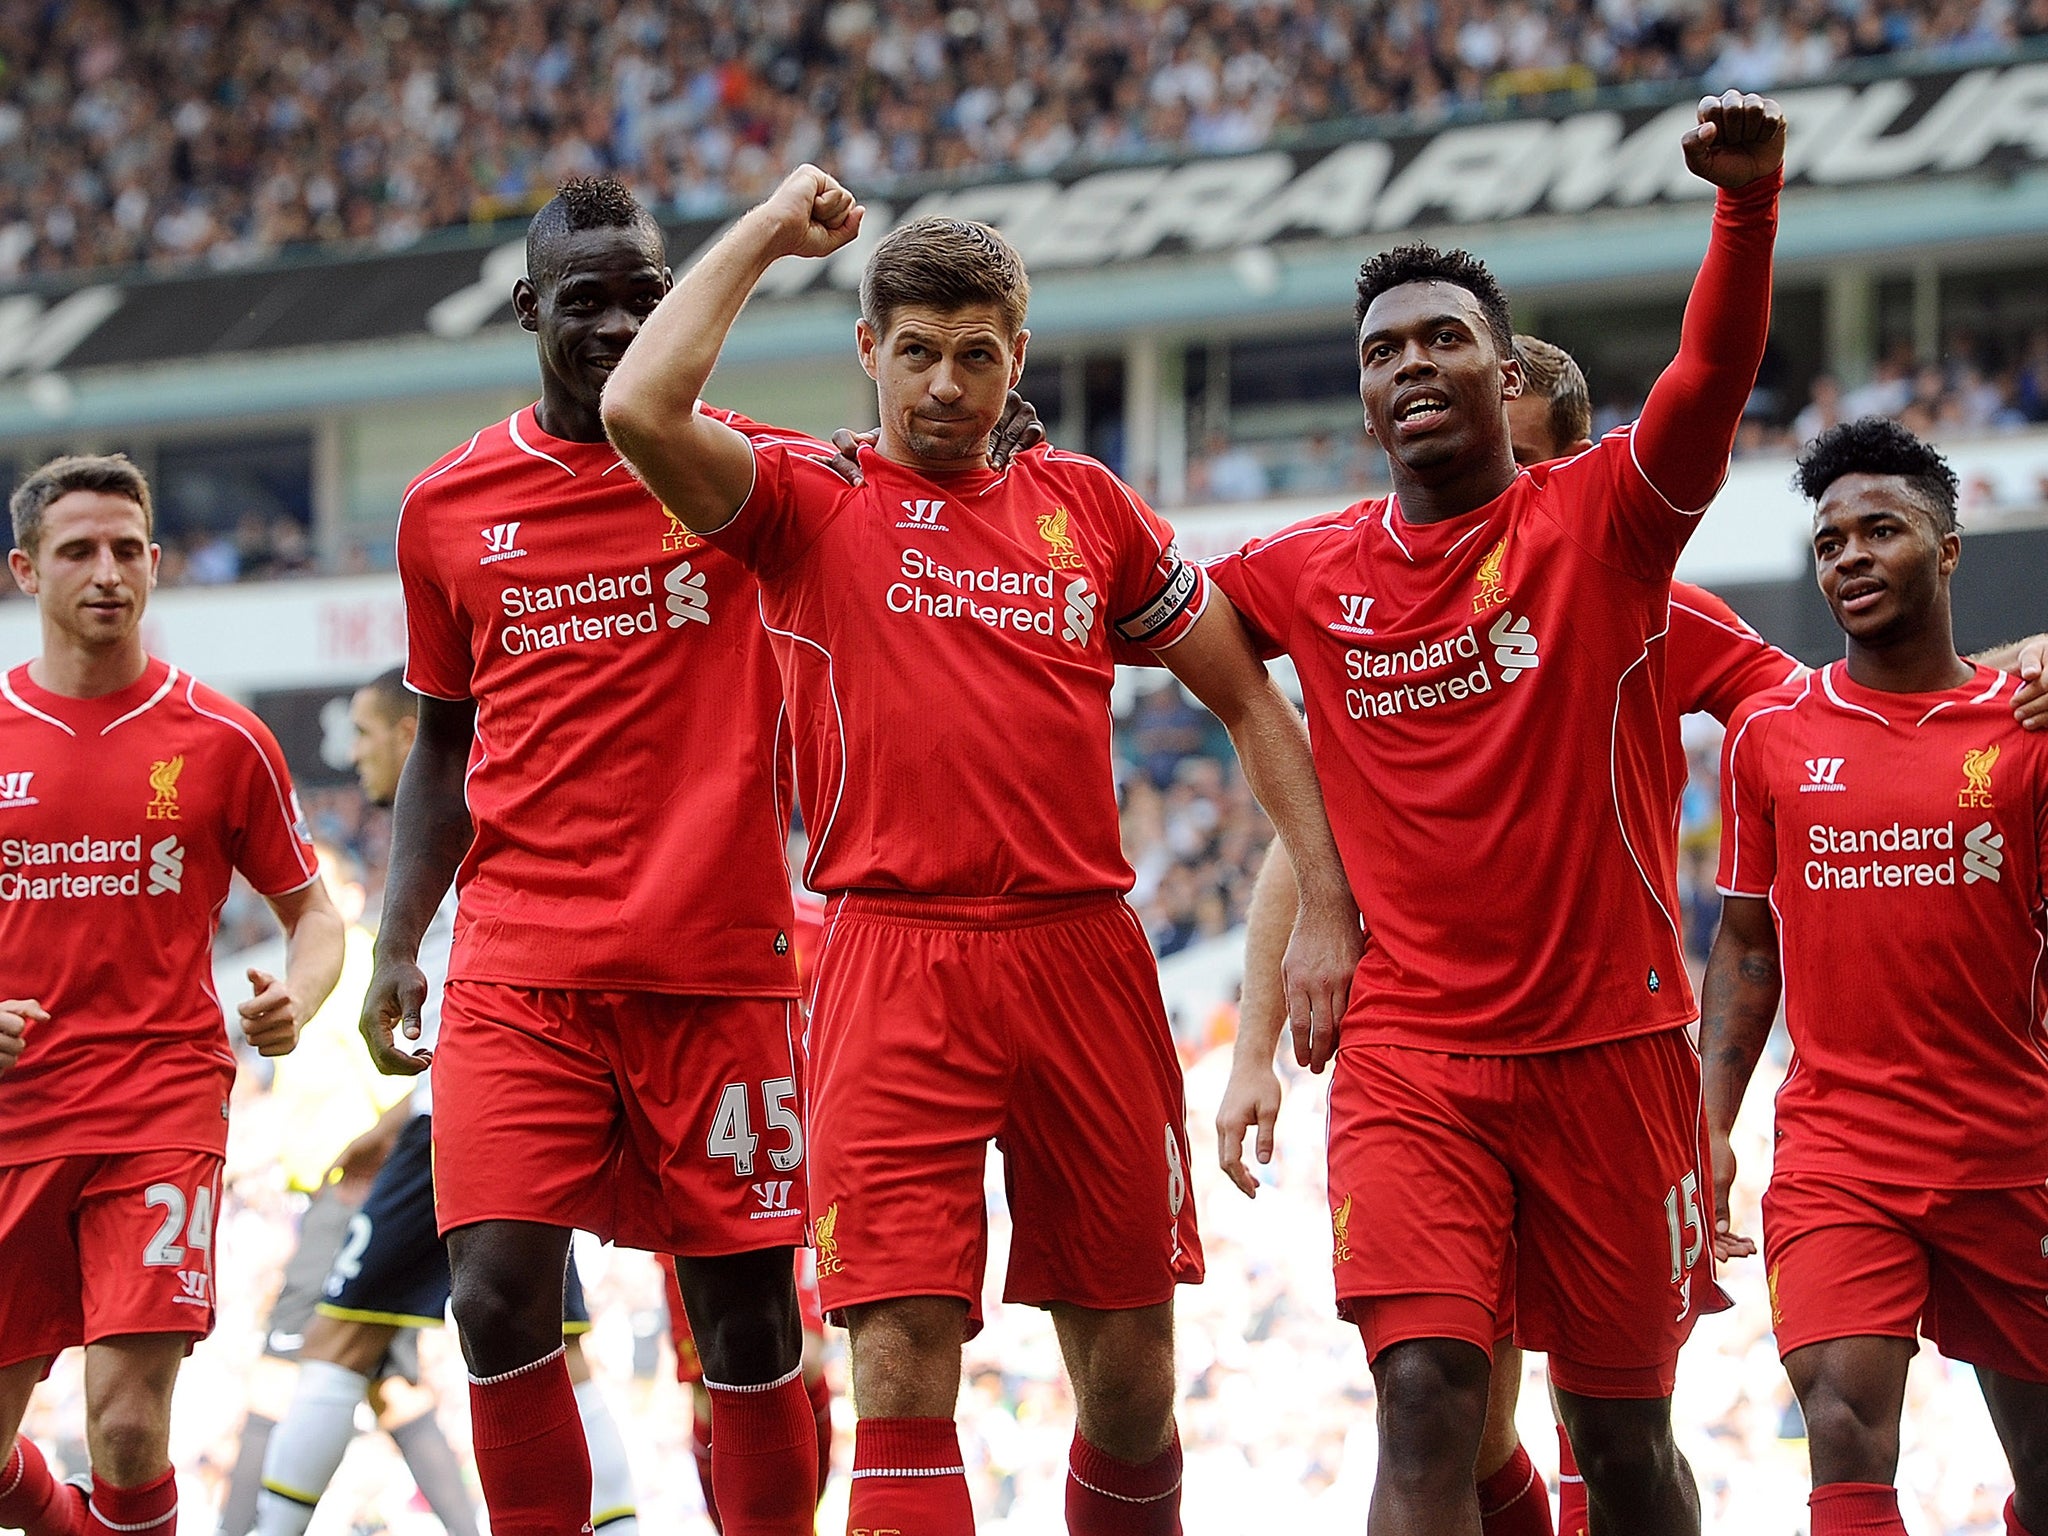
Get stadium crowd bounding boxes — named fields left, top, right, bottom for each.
left=0, top=0, right=2039, bottom=278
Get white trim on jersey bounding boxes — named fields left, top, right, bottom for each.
left=1718, top=669, right=1816, bottom=896
left=99, top=663, right=179, bottom=736
left=1819, top=663, right=1895, bottom=728
left=1608, top=619, right=1693, bottom=976
left=1442, top=521, right=1491, bottom=559
left=1378, top=500, right=1415, bottom=561
left=507, top=408, right=577, bottom=478
left=398, top=428, right=484, bottom=520
left=181, top=674, right=318, bottom=889
left=756, top=597, right=849, bottom=893
left=0, top=670, right=76, bottom=735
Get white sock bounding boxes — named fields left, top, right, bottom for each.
left=254, top=1362, right=369, bottom=1536
left=574, top=1377, right=639, bottom=1535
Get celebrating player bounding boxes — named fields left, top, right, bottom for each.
left=254, top=670, right=638, bottom=1536
left=603, top=173, right=1359, bottom=1535
left=1704, top=419, right=2048, bottom=1536
left=1200, top=92, right=1785, bottom=1535
left=0, top=454, right=344, bottom=1536
left=366, top=178, right=821, bottom=1536
left=1221, top=334, right=2048, bottom=1536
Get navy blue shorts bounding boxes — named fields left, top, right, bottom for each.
left=318, top=1115, right=591, bottom=1331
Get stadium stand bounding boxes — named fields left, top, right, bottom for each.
left=0, top=0, right=2040, bottom=279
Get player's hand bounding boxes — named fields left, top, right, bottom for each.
left=1216, top=1063, right=1282, bottom=1198
left=988, top=390, right=1045, bottom=470
left=752, top=165, right=864, bottom=262
left=1682, top=91, right=1786, bottom=189
left=239, top=968, right=306, bottom=1058
left=2012, top=637, right=2048, bottom=730
left=1283, top=898, right=1364, bottom=1074
left=827, top=428, right=878, bottom=486
left=1709, top=1129, right=1756, bottom=1261
left=360, top=955, right=433, bottom=1077
left=0, top=998, right=49, bottom=1079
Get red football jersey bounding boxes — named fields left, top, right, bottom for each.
left=397, top=405, right=799, bottom=996
left=1668, top=581, right=1803, bottom=724
left=0, top=658, right=318, bottom=1164
left=707, top=441, right=1207, bottom=896
left=1208, top=430, right=1705, bottom=1053
left=1717, top=662, right=2048, bottom=1188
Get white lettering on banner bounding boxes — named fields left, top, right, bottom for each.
left=0, top=285, right=124, bottom=378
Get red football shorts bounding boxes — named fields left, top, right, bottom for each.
left=0, top=1150, right=223, bottom=1373
left=433, top=983, right=807, bottom=1254
left=665, top=1252, right=826, bottom=1384
left=1329, top=1027, right=1725, bottom=1398
left=1763, top=1170, right=2048, bottom=1383
left=804, top=892, right=1203, bottom=1331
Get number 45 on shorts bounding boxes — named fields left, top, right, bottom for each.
left=706, top=1077, right=803, bottom=1179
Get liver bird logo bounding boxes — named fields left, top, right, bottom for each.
left=1472, top=536, right=1509, bottom=613
left=146, top=755, right=184, bottom=820
left=1330, top=1193, right=1354, bottom=1264
left=1037, top=507, right=1085, bottom=570
left=813, top=1202, right=843, bottom=1277
left=1960, top=744, right=2000, bottom=808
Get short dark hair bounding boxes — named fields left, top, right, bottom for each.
left=860, top=218, right=1029, bottom=339
left=1355, top=243, right=1514, bottom=354
left=1512, top=335, right=1593, bottom=451
left=10, top=453, right=153, bottom=557
left=356, top=666, right=416, bottom=722
left=526, top=176, right=663, bottom=292
left=1795, top=416, right=1959, bottom=534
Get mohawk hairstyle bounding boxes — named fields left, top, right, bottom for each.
left=1795, top=416, right=1960, bottom=534
left=1355, top=243, right=1513, bottom=354
left=526, top=176, right=663, bottom=291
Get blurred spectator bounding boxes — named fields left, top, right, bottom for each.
left=0, top=0, right=2030, bottom=280
left=1191, top=432, right=1271, bottom=503
left=1791, top=371, right=1841, bottom=444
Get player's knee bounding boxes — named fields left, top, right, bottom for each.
left=845, top=1299, right=968, bottom=1418
left=1568, top=1403, right=1684, bottom=1498
left=1371, top=1340, right=1489, bottom=1481
left=85, top=1396, right=171, bottom=1483
left=1795, top=1380, right=1901, bottom=1484
left=1071, top=1353, right=1175, bottom=1462
left=449, top=1261, right=561, bottom=1367
left=693, top=1291, right=802, bottom=1386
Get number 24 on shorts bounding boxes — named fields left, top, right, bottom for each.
left=705, top=1078, right=802, bottom=1178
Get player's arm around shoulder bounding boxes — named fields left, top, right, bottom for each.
left=1159, top=593, right=1363, bottom=1067
left=246, top=874, right=345, bottom=1058
left=604, top=166, right=863, bottom=534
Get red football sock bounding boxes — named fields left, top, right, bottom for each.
left=1065, top=1429, right=1182, bottom=1536
left=1555, top=1423, right=1586, bottom=1536
left=2008, top=1495, right=2041, bottom=1536
left=807, top=1374, right=834, bottom=1507
left=1477, top=1443, right=1553, bottom=1536
left=0, top=1439, right=85, bottom=1536
left=84, top=1466, right=175, bottom=1536
left=706, top=1367, right=819, bottom=1536
left=692, top=1403, right=721, bottom=1534
left=468, top=1346, right=592, bottom=1536
left=1809, top=1482, right=1908, bottom=1534
left=847, top=1418, right=973, bottom=1536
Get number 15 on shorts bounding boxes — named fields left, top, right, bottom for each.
left=706, top=1077, right=803, bottom=1179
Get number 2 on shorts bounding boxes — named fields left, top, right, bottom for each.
left=706, top=1077, right=802, bottom=1178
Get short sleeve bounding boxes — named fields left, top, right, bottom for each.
left=1668, top=583, right=1805, bottom=724
left=1541, top=428, right=1701, bottom=584
left=1716, top=698, right=1778, bottom=898
left=1203, top=511, right=1348, bottom=658
left=396, top=486, right=474, bottom=702
left=701, top=429, right=848, bottom=583
left=230, top=712, right=320, bottom=898
left=1096, top=475, right=1209, bottom=654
